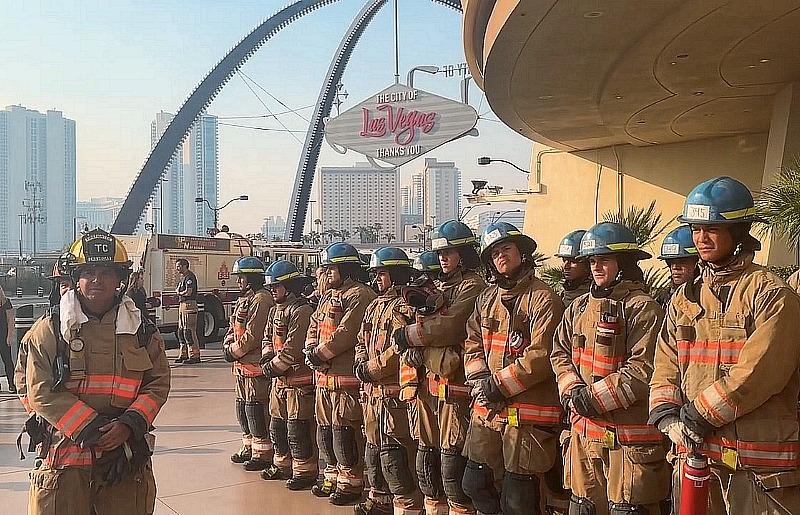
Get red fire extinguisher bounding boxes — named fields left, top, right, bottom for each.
left=679, top=454, right=710, bottom=515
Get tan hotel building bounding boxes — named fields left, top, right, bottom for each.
left=462, top=0, right=800, bottom=266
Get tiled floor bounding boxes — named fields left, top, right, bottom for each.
left=0, top=344, right=351, bottom=514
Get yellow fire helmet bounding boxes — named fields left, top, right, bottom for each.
left=67, top=228, right=132, bottom=273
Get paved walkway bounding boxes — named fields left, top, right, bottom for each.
left=0, top=345, right=349, bottom=514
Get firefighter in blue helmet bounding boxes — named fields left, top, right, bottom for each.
left=392, top=220, right=487, bottom=515
left=354, top=247, right=423, bottom=515
left=650, top=177, right=800, bottom=514
left=224, top=256, right=276, bottom=471
left=260, top=260, right=318, bottom=490
left=655, top=225, right=699, bottom=309
left=551, top=222, right=670, bottom=515
left=554, top=230, right=591, bottom=306
left=305, top=242, right=377, bottom=505
left=461, top=222, right=565, bottom=515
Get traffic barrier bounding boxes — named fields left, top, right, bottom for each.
left=16, top=287, right=22, bottom=298
left=15, top=304, right=35, bottom=344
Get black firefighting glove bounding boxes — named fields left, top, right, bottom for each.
left=570, top=386, right=599, bottom=419
left=74, top=415, right=112, bottom=448
left=353, top=361, right=373, bottom=384
left=222, top=344, right=236, bottom=363
left=680, top=403, right=714, bottom=439
left=117, top=411, right=149, bottom=441
left=477, top=376, right=505, bottom=404
left=104, top=444, right=132, bottom=486
left=303, top=348, right=328, bottom=371
left=391, top=327, right=410, bottom=353
left=260, top=356, right=276, bottom=379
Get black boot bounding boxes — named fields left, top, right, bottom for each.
left=287, top=475, right=317, bottom=491
left=330, top=489, right=363, bottom=506
left=354, top=499, right=393, bottom=515
left=243, top=458, right=271, bottom=471
left=312, top=478, right=336, bottom=497
left=230, top=446, right=251, bottom=464
left=261, top=464, right=290, bottom=481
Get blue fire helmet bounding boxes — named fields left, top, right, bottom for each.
left=554, top=230, right=586, bottom=259
left=232, top=256, right=266, bottom=275
left=678, top=176, right=763, bottom=225
left=658, top=225, right=698, bottom=261
left=430, top=220, right=477, bottom=252
left=320, top=242, right=361, bottom=266
left=579, top=222, right=651, bottom=261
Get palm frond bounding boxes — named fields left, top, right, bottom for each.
left=531, top=252, right=549, bottom=268
left=755, top=161, right=800, bottom=250
left=643, top=266, right=670, bottom=299
left=539, top=265, right=565, bottom=293
left=602, top=200, right=669, bottom=247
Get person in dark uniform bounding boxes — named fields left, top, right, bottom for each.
left=175, top=258, right=201, bottom=364
left=0, top=285, right=15, bottom=393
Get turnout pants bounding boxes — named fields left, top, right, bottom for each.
left=563, top=429, right=670, bottom=515
left=28, top=461, right=156, bottom=515
left=408, top=386, right=473, bottom=515
left=364, top=393, right=424, bottom=515
left=0, top=337, right=15, bottom=389
left=461, top=416, right=559, bottom=515
left=316, top=387, right=365, bottom=496
left=671, top=456, right=800, bottom=515
left=236, top=374, right=273, bottom=461
left=269, top=383, right=318, bottom=480
left=178, top=300, right=200, bottom=359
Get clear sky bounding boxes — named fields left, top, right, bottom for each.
left=0, top=0, right=533, bottom=233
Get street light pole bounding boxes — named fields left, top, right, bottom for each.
left=195, top=195, right=248, bottom=234
left=491, top=209, right=523, bottom=223
left=477, top=157, right=530, bottom=174
left=459, top=202, right=490, bottom=221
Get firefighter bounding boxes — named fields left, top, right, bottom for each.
left=175, top=258, right=201, bottom=364
left=354, top=247, right=423, bottom=515
left=461, top=222, right=565, bottom=515
left=551, top=222, right=670, bottom=515
left=23, top=229, right=170, bottom=514
left=392, top=220, right=487, bottom=515
left=554, top=230, right=591, bottom=306
left=412, top=251, right=442, bottom=287
left=655, top=225, right=699, bottom=309
left=223, top=256, right=275, bottom=471
left=260, top=260, right=318, bottom=490
left=304, top=242, right=377, bottom=505
left=649, top=176, right=800, bottom=514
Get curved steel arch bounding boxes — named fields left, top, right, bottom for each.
left=111, top=0, right=342, bottom=234
left=285, top=0, right=463, bottom=241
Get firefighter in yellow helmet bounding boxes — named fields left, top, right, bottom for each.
left=23, top=228, right=171, bottom=514
left=650, top=177, right=800, bottom=513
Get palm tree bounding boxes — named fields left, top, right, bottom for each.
left=602, top=200, right=669, bottom=248
left=384, top=233, right=395, bottom=244
left=756, top=162, right=800, bottom=255
left=339, top=229, right=350, bottom=242
left=539, top=265, right=565, bottom=293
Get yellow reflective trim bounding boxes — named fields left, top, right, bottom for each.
left=506, top=230, right=522, bottom=236
left=447, top=236, right=476, bottom=246
left=235, top=268, right=264, bottom=273
left=685, top=247, right=698, bottom=254
left=720, top=207, right=756, bottom=220
left=329, top=255, right=361, bottom=263
left=276, top=271, right=301, bottom=281
left=606, top=242, right=639, bottom=251
left=377, top=259, right=410, bottom=266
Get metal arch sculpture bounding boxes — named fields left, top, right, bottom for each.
left=285, top=0, right=462, bottom=241
left=111, top=0, right=342, bottom=234
left=111, top=0, right=463, bottom=236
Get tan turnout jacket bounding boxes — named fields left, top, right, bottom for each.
left=650, top=254, right=800, bottom=470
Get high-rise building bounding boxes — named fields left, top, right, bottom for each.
left=77, top=197, right=125, bottom=233
left=261, top=215, right=286, bottom=242
left=400, top=186, right=411, bottom=215
left=421, top=158, right=460, bottom=227
left=186, top=114, right=219, bottom=235
left=0, top=105, right=76, bottom=253
left=411, top=173, right=424, bottom=215
left=148, top=111, right=218, bottom=236
left=319, top=163, right=399, bottom=244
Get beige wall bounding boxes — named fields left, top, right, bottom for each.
left=522, top=132, right=797, bottom=268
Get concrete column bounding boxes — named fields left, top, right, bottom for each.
left=760, top=82, right=800, bottom=266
